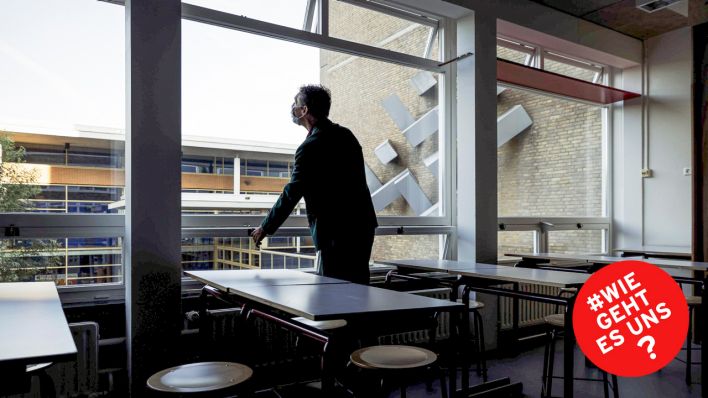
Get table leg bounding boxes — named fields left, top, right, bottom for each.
left=462, top=287, right=472, bottom=391
left=321, top=339, right=337, bottom=396
left=564, top=295, right=576, bottom=398
left=702, top=274, right=707, bottom=397
left=513, top=282, right=520, bottom=351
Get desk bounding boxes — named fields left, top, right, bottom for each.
left=185, top=269, right=349, bottom=292
left=617, top=245, right=692, bottom=260
left=385, top=259, right=586, bottom=397
left=188, top=270, right=464, bottom=395
left=378, top=259, right=500, bottom=273
left=0, top=282, right=76, bottom=368
left=0, top=282, right=76, bottom=395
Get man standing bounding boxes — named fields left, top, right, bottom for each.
left=251, top=85, right=378, bottom=284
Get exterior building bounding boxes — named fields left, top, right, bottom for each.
left=0, top=123, right=315, bottom=285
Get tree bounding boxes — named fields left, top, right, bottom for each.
left=0, top=134, right=61, bottom=282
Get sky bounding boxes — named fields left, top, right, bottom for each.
left=0, top=0, right=320, bottom=145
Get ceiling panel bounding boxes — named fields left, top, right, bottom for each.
left=529, top=0, right=625, bottom=16
left=531, top=0, right=708, bottom=39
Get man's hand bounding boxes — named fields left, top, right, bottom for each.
left=251, top=226, right=267, bottom=248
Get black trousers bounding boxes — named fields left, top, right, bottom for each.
left=316, top=231, right=375, bottom=285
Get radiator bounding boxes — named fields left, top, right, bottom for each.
left=11, top=322, right=99, bottom=398
left=200, top=307, right=299, bottom=366
left=378, top=287, right=451, bottom=345
left=499, top=284, right=562, bottom=330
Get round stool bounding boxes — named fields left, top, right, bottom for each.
left=291, top=317, right=347, bottom=331
left=147, top=362, right=253, bottom=397
left=349, top=345, right=447, bottom=398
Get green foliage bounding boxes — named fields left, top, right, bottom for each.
left=0, top=135, right=40, bottom=212
left=0, top=134, right=59, bottom=282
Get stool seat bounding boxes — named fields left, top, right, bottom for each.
left=456, top=299, right=485, bottom=310
left=147, top=362, right=252, bottom=394
left=686, top=296, right=702, bottom=306
left=26, top=362, right=53, bottom=373
left=544, top=314, right=565, bottom=328
left=291, top=317, right=347, bottom=330
left=350, top=345, right=437, bottom=370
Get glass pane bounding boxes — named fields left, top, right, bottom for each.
left=0, top=237, right=122, bottom=285
left=329, top=1, right=438, bottom=60
left=370, top=235, right=443, bottom=263
left=183, top=235, right=316, bottom=272
left=322, top=50, right=442, bottom=217
left=246, top=160, right=267, bottom=177
left=498, top=231, right=535, bottom=259
left=548, top=230, right=604, bottom=254
left=181, top=20, right=316, bottom=213
left=185, top=0, right=311, bottom=31
left=268, top=161, right=289, bottom=178
left=497, top=44, right=531, bottom=65
left=498, top=87, right=604, bottom=217
left=0, top=1, right=125, bottom=214
left=543, top=54, right=600, bottom=83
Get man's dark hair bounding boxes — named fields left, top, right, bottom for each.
left=297, top=84, right=331, bottom=119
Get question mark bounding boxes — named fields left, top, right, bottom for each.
left=637, top=335, right=657, bottom=359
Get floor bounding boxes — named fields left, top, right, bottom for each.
left=400, top=342, right=703, bottom=398
left=251, top=338, right=702, bottom=398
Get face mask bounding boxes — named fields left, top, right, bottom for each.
left=291, top=105, right=304, bottom=125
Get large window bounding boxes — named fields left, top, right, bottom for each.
left=0, top=0, right=125, bottom=287
left=1, top=0, right=450, bottom=289
left=497, top=86, right=608, bottom=254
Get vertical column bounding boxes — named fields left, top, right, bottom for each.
left=691, top=22, right=708, bottom=398
left=125, top=1, right=182, bottom=395
left=455, top=8, right=498, bottom=354
left=234, top=157, right=241, bottom=197
left=455, top=8, right=497, bottom=264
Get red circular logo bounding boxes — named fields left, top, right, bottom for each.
left=572, top=260, right=689, bottom=377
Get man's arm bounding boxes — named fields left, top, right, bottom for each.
left=252, top=144, right=307, bottom=245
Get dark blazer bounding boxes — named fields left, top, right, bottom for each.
left=260, top=119, right=378, bottom=250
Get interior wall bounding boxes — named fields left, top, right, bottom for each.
left=614, top=27, right=693, bottom=248
left=643, top=27, right=693, bottom=246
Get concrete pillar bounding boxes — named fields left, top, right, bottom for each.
left=455, top=9, right=497, bottom=264
left=455, top=8, right=498, bottom=349
left=125, top=0, right=182, bottom=395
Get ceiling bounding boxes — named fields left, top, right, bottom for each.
left=529, top=0, right=708, bottom=39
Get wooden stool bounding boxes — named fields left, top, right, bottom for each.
left=147, top=362, right=253, bottom=397
left=349, top=345, right=447, bottom=398
left=541, top=314, right=619, bottom=398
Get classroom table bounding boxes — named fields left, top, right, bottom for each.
left=188, top=269, right=465, bottom=396
left=385, top=259, right=588, bottom=397
left=0, top=282, right=77, bottom=395
left=185, top=269, right=350, bottom=291
left=616, top=245, right=692, bottom=260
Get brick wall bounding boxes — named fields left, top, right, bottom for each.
left=321, top=10, right=606, bottom=260
left=323, top=1, right=440, bottom=260
left=497, top=46, right=604, bottom=254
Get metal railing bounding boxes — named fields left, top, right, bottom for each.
left=498, top=217, right=611, bottom=254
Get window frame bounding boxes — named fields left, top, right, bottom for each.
left=2, top=0, right=454, bottom=302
